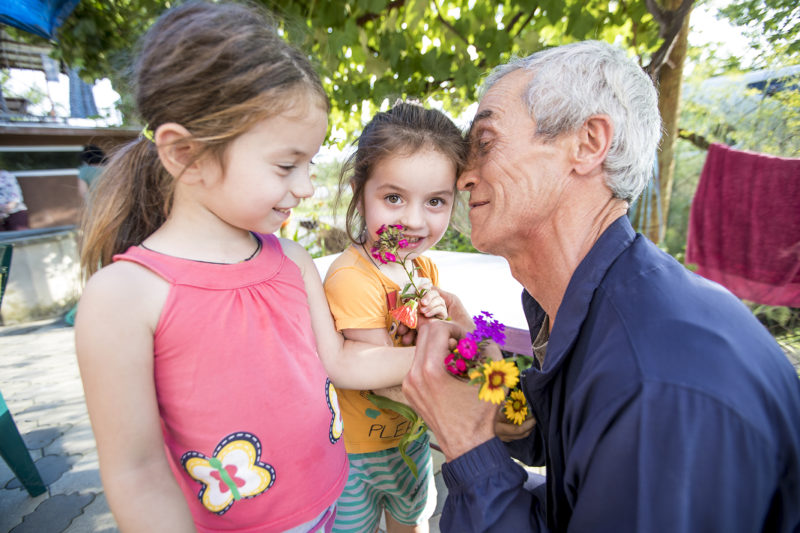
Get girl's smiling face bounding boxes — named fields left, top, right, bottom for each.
left=361, top=147, right=456, bottom=261
left=198, top=99, right=328, bottom=235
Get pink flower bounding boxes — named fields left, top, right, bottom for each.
left=398, top=239, right=409, bottom=248
left=457, top=338, right=478, bottom=359
left=376, top=225, right=387, bottom=235
left=384, top=252, right=396, bottom=263
left=455, top=359, right=467, bottom=372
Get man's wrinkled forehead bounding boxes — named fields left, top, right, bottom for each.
left=468, top=69, right=531, bottom=140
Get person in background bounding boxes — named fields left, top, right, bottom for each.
left=0, top=169, right=29, bottom=231
left=403, top=40, right=800, bottom=532
left=76, top=144, right=106, bottom=199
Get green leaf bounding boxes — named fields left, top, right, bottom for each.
left=366, top=393, right=426, bottom=478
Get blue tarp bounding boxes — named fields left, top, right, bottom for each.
left=0, top=0, right=81, bottom=40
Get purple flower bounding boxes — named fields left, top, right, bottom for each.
left=471, top=311, right=506, bottom=346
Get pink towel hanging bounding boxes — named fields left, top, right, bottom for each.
left=686, top=143, right=800, bottom=307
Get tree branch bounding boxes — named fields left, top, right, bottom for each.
left=511, top=11, right=535, bottom=40
left=677, top=128, right=710, bottom=150
left=644, top=0, right=695, bottom=80
left=356, top=0, right=406, bottom=26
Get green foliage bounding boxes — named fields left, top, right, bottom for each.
left=680, top=67, right=800, bottom=157
left=264, top=0, right=664, bottom=144
left=747, top=303, right=800, bottom=353
left=53, top=0, right=174, bottom=121
left=19, top=0, right=671, bottom=133
left=719, top=0, right=800, bottom=58
left=436, top=226, right=478, bottom=253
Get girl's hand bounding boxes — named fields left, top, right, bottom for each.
left=419, top=286, right=448, bottom=320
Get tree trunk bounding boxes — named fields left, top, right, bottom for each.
left=647, top=1, right=693, bottom=244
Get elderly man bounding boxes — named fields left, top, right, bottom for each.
left=403, top=40, right=800, bottom=532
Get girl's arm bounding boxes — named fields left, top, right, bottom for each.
left=75, top=263, right=195, bottom=532
left=280, top=238, right=416, bottom=390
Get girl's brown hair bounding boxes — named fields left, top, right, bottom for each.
left=80, top=1, right=328, bottom=277
left=339, top=101, right=468, bottom=243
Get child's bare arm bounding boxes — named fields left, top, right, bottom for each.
left=281, top=239, right=415, bottom=390
left=75, top=263, right=195, bottom=532
left=340, top=327, right=409, bottom=401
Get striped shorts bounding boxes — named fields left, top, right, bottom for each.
left=332, top=434, right=436, bottom=532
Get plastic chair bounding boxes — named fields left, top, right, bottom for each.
left=0, top=390, right=46, bottom=496
left=0, top=243, right=47, bottom=496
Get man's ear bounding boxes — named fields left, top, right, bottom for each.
left=573, top=115, right=613, bottom=176
left=154, top=123, right=204, bottom=182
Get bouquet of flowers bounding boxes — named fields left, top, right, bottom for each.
left=444, top=311, right=535, bottom=425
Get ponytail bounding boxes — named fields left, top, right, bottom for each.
left=79, top=1, right=328, bottom=279
left=79, top=137, right=173, bottom=278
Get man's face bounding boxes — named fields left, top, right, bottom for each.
left=459, top=70, right=574, bottom=255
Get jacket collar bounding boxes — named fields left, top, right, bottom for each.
left=526, top=215, right=636, bottom=389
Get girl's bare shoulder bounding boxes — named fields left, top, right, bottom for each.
left=79, top=260, right=169, bottom=331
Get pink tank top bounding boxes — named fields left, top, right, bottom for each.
left=114, top=234, right=347, bottom=532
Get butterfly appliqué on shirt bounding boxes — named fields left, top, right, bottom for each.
left=326, top=378, right=343, bottom=443
left=181, top=431, right=275, bottom=515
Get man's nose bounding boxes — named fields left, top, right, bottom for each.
left=457, top=165, right=477, bottom=191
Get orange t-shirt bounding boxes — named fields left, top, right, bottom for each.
left=323, top=245, right=438, bottom=453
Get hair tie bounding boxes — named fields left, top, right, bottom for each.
left=141, top=125, right=155, bottom=142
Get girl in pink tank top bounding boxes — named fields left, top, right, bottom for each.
left=74, top=3, right=463, bottom=531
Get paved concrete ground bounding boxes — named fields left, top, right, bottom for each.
left=0, top=318, right=447, bottom=533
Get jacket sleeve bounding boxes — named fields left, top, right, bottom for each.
left=440, top=437, right=549, bottom=532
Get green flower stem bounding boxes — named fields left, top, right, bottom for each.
left=366, top=393, right=426, bottom=478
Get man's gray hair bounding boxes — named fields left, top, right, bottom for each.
left=482, top=40, right=663, bottom=203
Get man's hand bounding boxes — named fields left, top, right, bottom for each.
left=495, top=407, right=536, bottom=442
left=403, top=319, right=496, bottom=461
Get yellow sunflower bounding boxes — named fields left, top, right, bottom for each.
left=504, top=389, right=528, bottom=425
left=477, top=359, right=520, bottom=404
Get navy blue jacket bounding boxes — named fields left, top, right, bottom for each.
left=441, top=216, right=800, bottom=532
